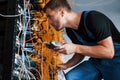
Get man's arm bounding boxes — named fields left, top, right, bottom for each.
left=57, top=53, right=84, bottom=70
left=56, top=36, right=114, bottom=59
left=65, top=53, right=84, bottom=68
left=75, top=36, right=114, bottom=58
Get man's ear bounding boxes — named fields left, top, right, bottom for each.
left=61, top=9, right=64, bottom=17
left=58, top=7, right=65, bottom=17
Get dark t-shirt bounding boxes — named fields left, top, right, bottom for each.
left=66, top=10, right=120, bottom=45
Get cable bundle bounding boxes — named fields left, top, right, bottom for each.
left=11, top=0, right=64, bottom=80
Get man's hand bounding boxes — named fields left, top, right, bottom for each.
left=54, top=42, right=77, bottom=54
left=56, top=63, right=68, bottom=70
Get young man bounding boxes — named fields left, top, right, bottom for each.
left=44, top=0, right=120, bottom=80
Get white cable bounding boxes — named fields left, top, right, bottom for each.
left=18, top=0, right=33, bottom=79
left=13, top=0, right=40, bottom=79
left=27, top=70, right=36, bottom=80
left=29, top=67, right=41, bottom=79
left=58, top=70, right=66, bottom=80
left=0, top=3, right=24, bottom=18
left=0, top=13, right=23, bottom=17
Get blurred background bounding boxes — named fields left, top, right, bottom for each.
left=69, top=0, right=120, bottom=30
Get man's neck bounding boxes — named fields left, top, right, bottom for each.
left=65, top=11, right=82, bottom=30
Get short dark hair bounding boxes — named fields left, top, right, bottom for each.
left=43, top=0, right=71, bottom=12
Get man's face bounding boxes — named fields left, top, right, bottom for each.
left=46, top=8, right=64, bottom=31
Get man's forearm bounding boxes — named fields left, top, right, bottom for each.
left=75, top=36, right=114, bottom=58
left=65, top=53, right=84, bottom=68
left=75, top=44, right=114, bottom=58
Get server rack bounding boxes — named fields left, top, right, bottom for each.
left=0, top=0, right=17, bottom=79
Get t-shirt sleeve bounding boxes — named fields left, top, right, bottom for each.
left=86, top=11, right=111, bottom=42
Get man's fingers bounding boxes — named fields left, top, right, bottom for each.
left=62, top=41, right=66, bottom=44
left=53, top=46, right=61, bottom=51
left=54, top=47, right=66, bottom=53
left=56, top=64, right=67, bottom=70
